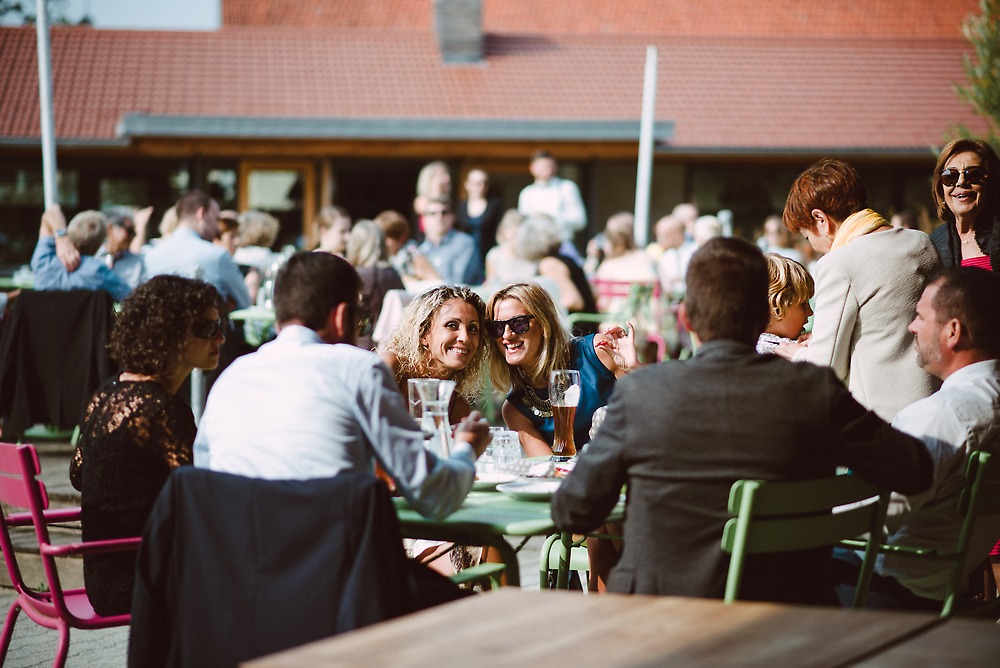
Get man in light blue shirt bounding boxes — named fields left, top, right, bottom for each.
left=144, top=190, right=251, bottom=310
left=194, top=251, right=490, bottom=519
left=417, top=197, right=482, bottom=285
left=30, top=206, right=131, bottom=301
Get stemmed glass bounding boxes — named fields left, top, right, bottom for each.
left=548, top=369, right=580, bottom=460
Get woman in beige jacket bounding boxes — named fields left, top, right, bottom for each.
left=775, top=159, right=941, bottom=420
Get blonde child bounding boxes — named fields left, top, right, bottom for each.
left=757, top=254, right=814, bottom=354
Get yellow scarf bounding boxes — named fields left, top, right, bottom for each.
left=831, top=208, right=890, bottom=251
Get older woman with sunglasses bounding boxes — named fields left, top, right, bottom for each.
left=929, top=138, right=1000, bottom=272
left=379, top=284, right=488, bottom=424
left=69, top=275, right=224, bottom=615
left=775, top=159, right=940, bottom=420
left=487, top=282, right=637, bottom=458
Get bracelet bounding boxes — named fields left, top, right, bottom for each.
left=54, top=229, right=68, bottom=238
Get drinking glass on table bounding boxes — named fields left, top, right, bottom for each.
left=413, top=378, right=456, bottom=457
left=549, top=369, right=580, bottom=460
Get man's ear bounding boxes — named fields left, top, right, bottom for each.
left=678, top=302, right=692, bottom=335
left=331, top=302, right=351, bottom=341
left=943, top=318, right=966, bottom=352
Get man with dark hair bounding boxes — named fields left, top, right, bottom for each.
left=552, top=237, right=933, bottom=604
left=145, top=190, right=251, bottom=310
left=194, top=252, right=490, bottom=519
left=843, top=267, right=1000, bottom=608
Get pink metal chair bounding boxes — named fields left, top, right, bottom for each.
left=0, top=442, right=141, bottom=668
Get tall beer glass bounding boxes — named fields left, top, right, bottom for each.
left=549, top=369, right=580, bottom=460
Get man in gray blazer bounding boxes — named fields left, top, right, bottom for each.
left=552, top=237, right=934, bottom=605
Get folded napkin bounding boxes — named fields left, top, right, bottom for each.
left=526, top=461, right=556, bottom=478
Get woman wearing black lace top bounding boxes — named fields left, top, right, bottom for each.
left=69, top=275, right=224, bottom=615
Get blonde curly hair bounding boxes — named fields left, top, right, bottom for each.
left=766, top=253, right=814, bottom=320
left=380, top=285, right=488, bottom=401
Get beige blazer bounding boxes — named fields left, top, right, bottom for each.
left=794, top=227, right=941, bottom=420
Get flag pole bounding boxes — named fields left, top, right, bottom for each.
left=633, top=45, right=658, bottom=248
left=36, top=0, right=58, bottom=208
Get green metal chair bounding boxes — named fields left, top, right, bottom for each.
left=721, top=473, right=889, bottom=607
left=539, top=533, right=590, bottom=590
left=843, top=450, right=1000, bottom=618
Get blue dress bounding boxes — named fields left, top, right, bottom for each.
left=507, top=334, right=616, bottom=449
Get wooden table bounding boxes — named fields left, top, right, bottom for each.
left=854, top=616, right=1000, bottom=666
left=246, top=589, right=941, bottom=667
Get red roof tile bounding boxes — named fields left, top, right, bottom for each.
left=223, top=0, right=978, bottom=39
left=0, top=25, right=988, bottom=152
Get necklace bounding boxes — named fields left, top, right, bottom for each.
left=959, top=228, right=978, bottom=245
left=521, top=384, right=552, bottom=418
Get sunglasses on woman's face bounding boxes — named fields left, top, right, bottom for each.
left=487, top=314, right=534, bottom=338
left=191, top=318, right=223, bottom=339
left=940, top=166, right=988, bottom=188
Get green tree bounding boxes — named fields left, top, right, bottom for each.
left=0, top=0, right=73, bottom=25
left=956, top=0, right=1000, bottom=145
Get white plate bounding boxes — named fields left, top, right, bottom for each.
left=496, top=479, right=562, bottom=501
left=472, top=472, right=517, bottom=491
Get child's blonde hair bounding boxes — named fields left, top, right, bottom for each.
left=766, top=254, right=814, bottom=320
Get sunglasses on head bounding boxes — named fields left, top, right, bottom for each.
left=487, top=314, right=534, bottom=338
left=191, top=317, right=223, bottom=339
left=940, top=166, right=988, bottom=188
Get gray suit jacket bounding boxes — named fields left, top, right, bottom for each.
left=552, top=340, right=934, bottom=604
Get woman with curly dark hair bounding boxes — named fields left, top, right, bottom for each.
left=69, top=275, right=224, bottom=615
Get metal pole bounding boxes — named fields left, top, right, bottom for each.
left=36, top=0, right=58, bottom=208
left=633, top=45, right=658, bottom=249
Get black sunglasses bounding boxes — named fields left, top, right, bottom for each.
left=356, top=315, right=373, bottom=338
left=940, top=166, right=988, bottom=188
left=487, top=314, right=534, bottom=338
left=191, top=318, right=223, bottom=339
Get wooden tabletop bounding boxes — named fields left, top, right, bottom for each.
left=245, top=589, right=940, bottom=668
left=854, top=616, right=999, bottom=666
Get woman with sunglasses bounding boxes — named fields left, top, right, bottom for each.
left=775, top=159, right=940, bottom=420
left=379, top=284, right=488, bottom=424
left=487, top=282, right=637, bottom=458
left=930, top=138, right=1000, bottom=271
left=69, top=275, right=224, bottom=615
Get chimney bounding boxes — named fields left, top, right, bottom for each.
left=434, top=0, right=483, bottom=64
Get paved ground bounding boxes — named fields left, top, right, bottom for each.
left=2, top=443, right=546, bottom=667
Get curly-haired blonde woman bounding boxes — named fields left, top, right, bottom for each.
left=69, top=275, right=223, bottom=615
left=379, top=284, right=488, bottom=422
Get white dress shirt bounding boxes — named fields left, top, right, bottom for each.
left=194, top=325, right=476, bottom=519
left=882, top=359, right=1000, bottom=599
left=517, top=176, right=587, bottom=241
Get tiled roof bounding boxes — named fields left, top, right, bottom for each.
left=0, top=25, right=988, bottom=153
left=223, top=0, right=978, bottom=38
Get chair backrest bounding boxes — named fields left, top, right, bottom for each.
left=129, top=467, right=456, bottom=667
left=0, top=442, right=54, bottom=598
left=721, top=473, right=888, bottom=607
left=942, top=451, right=1000, bottom=616
left=0, top=290, right=115, bottom=440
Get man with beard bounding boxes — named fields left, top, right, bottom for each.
left=836, top=266, right=1000, bottom=609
